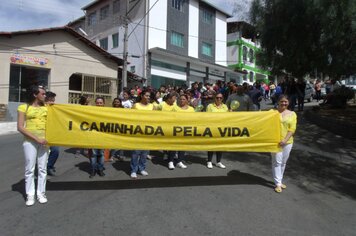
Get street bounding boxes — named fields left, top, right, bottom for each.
left=0, top=102, right=355, bottom=236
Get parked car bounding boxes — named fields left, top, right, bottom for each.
left=304, top=83, right=315, bottom=102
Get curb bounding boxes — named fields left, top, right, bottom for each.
left=0, top=122, right=18, bottom=136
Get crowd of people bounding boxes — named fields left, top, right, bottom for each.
left=17, top=80, right=297, bottom=206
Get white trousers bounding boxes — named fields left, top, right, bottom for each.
left=23, top=140, right=49, bottom=196
left=271, top=143, right=293, bottom=186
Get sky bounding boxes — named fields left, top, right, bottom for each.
left=0, top=0, right=251, bottom=32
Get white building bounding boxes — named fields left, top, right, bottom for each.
left=69, top=0, right=244, bottom=88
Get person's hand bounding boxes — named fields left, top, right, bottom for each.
left=279, top=140, right=287, bottom=147
left=37, top=139, right=48, bottom=146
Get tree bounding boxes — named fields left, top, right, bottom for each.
left=250, top=0, right=356, bottom=79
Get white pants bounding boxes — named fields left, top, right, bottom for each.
left=23, top=140, right=49, bottom=196
left=271, top=143, right=293, bottom=186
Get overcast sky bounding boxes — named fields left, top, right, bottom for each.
left=0, top=0, right=250, bottom=32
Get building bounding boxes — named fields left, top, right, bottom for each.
left=227, top=21, right=270, bottom=84
left=69, top=0, right=245, bottom=89
left=0, top=26, right=123, bottom=121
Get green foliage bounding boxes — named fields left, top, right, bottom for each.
left=250, top=0, right=356, bottom=78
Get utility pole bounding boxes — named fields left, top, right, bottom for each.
left=121, top=0, right=129, bottom=92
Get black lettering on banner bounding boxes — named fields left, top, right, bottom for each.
left=241, top=127, right=250, bottom=137
left=155, top=126, right=164, bottom=136
left=68, top=121, right=72, bottom=130
left=184, top=127, right=193, bottom=136
left=145, top=126, right=154, bottom=135
left=218, top=127, right=228, bottom=137
left=134, top=125, right=143, bottom=135
left=90, top=122, right=99, bottom=131
left=203, top=128, right=213, bottom=137
left=100, top=122, right=111, bottom=132
left=80, top=121, right=89, bottom=131
left=173, top=126, right=183, bottom=136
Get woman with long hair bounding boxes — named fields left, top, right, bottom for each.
left=205, top=92, right=229, bottom=169
left=130, top=90, right=154, bottom=179
left=272, top=95, right=297, bottom=193
left=17, top=85, right=49, bottom=206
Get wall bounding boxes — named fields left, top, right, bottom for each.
left=148, top=0, right=167, bottom=50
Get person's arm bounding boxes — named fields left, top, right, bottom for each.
left=17, top=111, right=47, bottom=145
left=279, top=112, right=297, bottom=146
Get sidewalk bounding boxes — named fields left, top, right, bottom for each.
left=0, top=122, right=18, bottom=136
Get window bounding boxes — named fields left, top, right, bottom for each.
left=100, top=37, right=108, bottom=50
left=9, top=65, right=49, bottom=102
left=172, top=0, right=184, bottom=11
left=243, top=46, right=248, bottom=61
left=249, top=49, right=254, bottom=62
left=130, top=66, right=136, bottom=73
left=249, top=71, right=254, bottom=82
left=100, top=5, right=109, bottom=20
left=112, top=33, right=119, bottom=48
left=88, top=12, right=96, bottom=26
left=202, top=9, right=213, bottom=24
left=113, top=0, right=120, bottom=13
left=171, top=31, right=184, bottom=48
left=202, top=42, right=212, bottom=57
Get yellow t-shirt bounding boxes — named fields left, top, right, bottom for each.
left=132, top=102, right=154, bottom=111
left=280, top=112, right=297, bottom=144
left=17, top=104, right=47, bottom=139
left=173, top=106, right=195, bottom=112
left=161, top=101, right=178, bottom=111
left=206, top=103, right=229, bottom=112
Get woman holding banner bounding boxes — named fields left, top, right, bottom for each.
left=271, top=95, right=297, bottom=193
left=130, top=90, right=154, bottom=179
left=167, top=94, right=194, bottom=170
left=89, top=97, right=106, bottom=178
left=206, top=93, right=229, bottom=169
left=17, top=85, right=49, bottom=206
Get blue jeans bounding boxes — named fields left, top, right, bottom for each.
left=47, top=146, right=59, bottom=170
left=131, top=150, right=148, bottom=174
left=91, top=149, right=104, bottom=171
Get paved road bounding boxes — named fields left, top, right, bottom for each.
left=0, top=100, right=355, bottom=236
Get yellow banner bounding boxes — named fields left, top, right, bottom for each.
left=46, top=104, right=281, bottom=152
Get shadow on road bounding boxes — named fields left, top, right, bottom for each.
left=9, top=170, right=274, bottom=192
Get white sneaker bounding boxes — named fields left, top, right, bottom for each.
left=131, top=172, right=137, bottom=179
left=37, top=194, right=48, bottom=204
left=176, top=162, right=187, bottom=169
left=168, top=161, right=175, bottom=170
left=207, top=162, right=213, bottom=169
left=140, top=170, right=149, bottom=176
left=147, top=155, right=153, bottom=160
left=26, top=195, right=35, bottom=206
left=216, top=162, right=226, bottom=169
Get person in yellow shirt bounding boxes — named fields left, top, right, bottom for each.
left=271, top=95, right=297, bottom=193
left=206, top=93, right=228, bottom=169
left=131, top=90, right=154, bottom=178
left=161, top=92, right=177, bottom=111
left=17, top=85, right=49, bottom=206
left=167, top=94, right=194, bottom=170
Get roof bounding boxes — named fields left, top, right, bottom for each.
left=201, top=0, right=233, bottom=17
left=0, top=26, right=123, bottom=65
left=82, top=0, right=101, bottom=10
